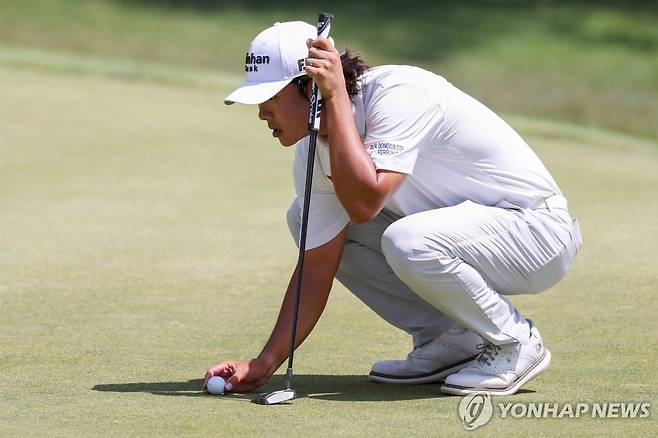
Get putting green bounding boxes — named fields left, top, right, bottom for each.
left=1, top=63, right=656, bottom=436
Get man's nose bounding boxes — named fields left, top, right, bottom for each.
left=258, top=104, right=269, bottom=120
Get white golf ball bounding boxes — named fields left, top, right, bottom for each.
left=207, top=376, right=226, bottom=395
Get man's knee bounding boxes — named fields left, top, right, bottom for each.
left=381, top=219, right=421, bottom=278
left=381, top=217, right=456, bottom=281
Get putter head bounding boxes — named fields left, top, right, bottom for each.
left=252, top=389, right=296, bottom=405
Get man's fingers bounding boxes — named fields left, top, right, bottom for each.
left=306, top=38, right=333, bottom=49
left=304, top=64, right=318, bottom=78
left=224, top=364, right=251, bottom=392
left=305, top=58, right=330, bottom=70
left=203, top=373, right=212, bottom=391
left=308, top=47, right=338, bottom=62
left=308, top=47, right=329, bottom=60
left=224, top=375, right=240, bottom=392
left=203, top=362, right=236, bottom=390
left=310, top=37, right=335, bottom=50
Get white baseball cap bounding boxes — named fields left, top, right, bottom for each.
left=224, top=21, right=317, bottom=105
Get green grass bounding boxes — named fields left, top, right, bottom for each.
left=1, top=56, right=657, bottom=435
left=0, top=0, right=656, bottom=139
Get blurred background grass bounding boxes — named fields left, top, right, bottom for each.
left=1, top=0, right=656, bottom=138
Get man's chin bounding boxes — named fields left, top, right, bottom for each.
left=279, top=136, right=300, bottom=147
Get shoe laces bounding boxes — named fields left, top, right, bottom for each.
left=476, top=343, right=501, bottom=366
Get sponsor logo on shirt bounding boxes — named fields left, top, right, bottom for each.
left=368, top=142, right=404, bottom=156
left=245, top=53, right=270, bottom=72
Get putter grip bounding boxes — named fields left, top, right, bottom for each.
left=317, top=13, right=334, bottom=39
left=308, top=13, right=333, bottom=131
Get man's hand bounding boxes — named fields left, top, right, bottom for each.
left=305, top=37, right=347, bottom=102
left=203, top=358, right=273, bottom=393
left=202, top=229, right=347, bottom=395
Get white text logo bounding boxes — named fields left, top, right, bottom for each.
left=498, top=402, right=651, bottom=419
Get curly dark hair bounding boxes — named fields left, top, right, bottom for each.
left=291, top=49, right=370, bottom=100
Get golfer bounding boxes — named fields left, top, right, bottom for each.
left=204, top=21, right=582, bottom=396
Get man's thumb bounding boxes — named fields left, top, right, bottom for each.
left=225, top=371, right=244, bottom=392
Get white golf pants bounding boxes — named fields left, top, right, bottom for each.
left=287, top=197, right=582, bottom=346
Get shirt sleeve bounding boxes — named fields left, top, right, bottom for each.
left=364, top=82, right=442, bottom=175
left=292, top=138, right=350, bottom=250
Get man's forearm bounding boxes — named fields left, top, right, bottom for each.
left=257, top=266, right=334, bottom=374
left=324, top=94, right=403, bottom=223
left=324, top=93, right=385, bottom=220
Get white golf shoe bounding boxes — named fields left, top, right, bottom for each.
left=368, top=328, right=482, bottom=384
left=441, top=321, right=551, bottom=396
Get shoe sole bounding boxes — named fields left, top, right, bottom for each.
left=368, top=355, right=478, bottom=385
left=440, top=348, right=552, bottom=396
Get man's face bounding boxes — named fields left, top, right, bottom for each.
left=258, top=83, right=310, bottom=147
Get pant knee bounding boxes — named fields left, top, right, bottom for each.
left=381, top=219, right=418, bottom=277
left=382, top=218, right=457, bottom=282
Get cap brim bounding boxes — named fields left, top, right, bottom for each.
left=224, top=79, right=292, bottom=105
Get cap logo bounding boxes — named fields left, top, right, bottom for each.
left=245, top=52, right=270, bottom=72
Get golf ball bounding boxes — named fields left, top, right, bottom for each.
left=207, top=376, right=226, bottom=395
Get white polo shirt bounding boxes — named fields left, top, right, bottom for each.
left=293, top=65, right=562, bottom=250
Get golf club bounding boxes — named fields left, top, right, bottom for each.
left=252, top=12, right=334, bottom=406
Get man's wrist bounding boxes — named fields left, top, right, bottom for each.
left=323, top=88, right=349, bottom=104
left=256, top=351, right=281, bottom=374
